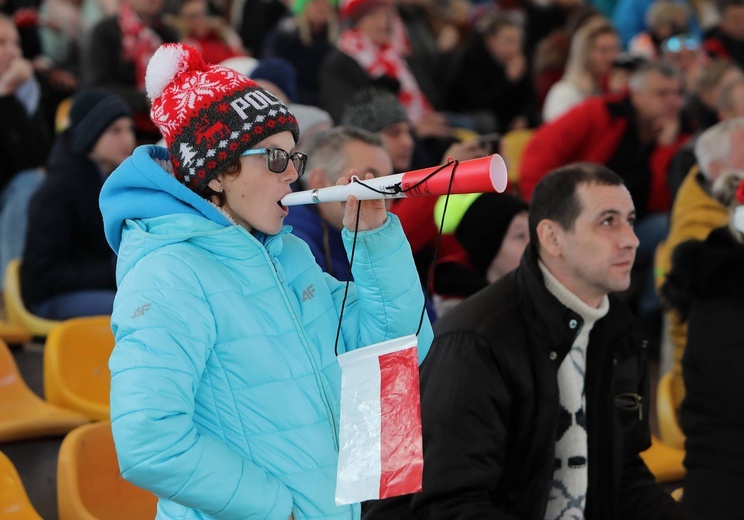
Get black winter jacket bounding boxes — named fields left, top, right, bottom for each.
left=661, top=227, right=744, bottom=516
left=20, top=131, right=116, bottom=306
left=364, top=245, right=694, bottom=520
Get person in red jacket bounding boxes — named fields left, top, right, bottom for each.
left=520, top=61, right=688, bottom=334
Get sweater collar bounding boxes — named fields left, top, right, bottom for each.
left=538, top=260, right=609, bottom=328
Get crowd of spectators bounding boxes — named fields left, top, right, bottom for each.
left=4, top=0, right=744, bottom=516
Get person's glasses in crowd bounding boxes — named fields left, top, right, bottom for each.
left=241, top=148, right=307, bottom=178
left=662, top=34, right=700, bottom=54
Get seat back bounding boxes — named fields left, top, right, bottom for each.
left=4, top=259, right=61, bottom=337
left=44, top=316, right=114, bottom=421
left=0, top=340, right=87, bottom=443
left=500, top=129, right=534, bottom=191
left=58, top=421, right=158, bottom=520
left=0, top=450, right=43, bottom=519
left=657, top=371, right=686, bottom=450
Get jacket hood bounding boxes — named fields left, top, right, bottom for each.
left=100, top=145, right=233, bottom=253
left=100, top=145, right=287, bottom=283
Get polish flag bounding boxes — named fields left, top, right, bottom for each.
left=335, top=335, right=424, bottom=505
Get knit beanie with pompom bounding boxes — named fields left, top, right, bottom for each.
left=145, top=43, right=299, bottom=194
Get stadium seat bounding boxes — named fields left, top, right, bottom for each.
left=0, top=450, right=43, bottom=519
left=657, top=371, right=686, bottom=450
left=0, top=339, right=87, bottom=443
left=44, top=316, right=114, bottom=421
left=640, top=435, right=686, bottom=483
left=3, top=259, right=62, bottom=338
left=57, top=421, right=158, bottom=520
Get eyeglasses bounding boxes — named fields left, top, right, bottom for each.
left=241, top=148, right=307, bottom=178
left=662, top=34, right=700, bottom=54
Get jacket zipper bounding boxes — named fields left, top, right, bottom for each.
left=264, top=241, right=340, bottom=451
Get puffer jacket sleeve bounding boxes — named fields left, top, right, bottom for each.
left=109, top=254, right=294, bottom=520
left=332, top=213, right=433, bottom=363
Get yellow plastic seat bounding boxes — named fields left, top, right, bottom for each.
left=0, top=321, right=31, bottom=345
left=58, top=421, right=158, bottom=520
left=44, top=316, right=114, bottom=421
left=671, top=487, right=684, bottom=501
left=657, top=371, right=686, bottom=450
left=4, top=259, right=62, bottom=338
left=500, top=129, right=534, bottom=190
left=0, top=339, right=87, bottom=443
left=55, top=96, right=72, bottom=134
left=0, top=450, right=43, bottom=519
left=640, top=435, right=686, bottom=483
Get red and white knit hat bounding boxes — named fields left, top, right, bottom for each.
left=146, top=43, right=299, bottom=194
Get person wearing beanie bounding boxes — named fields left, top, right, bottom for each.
left=20, top=87, right=134, bottom=319
left=431, top=192, right=529, bottom=317
left=318, top=0, right=450, bottom=138
left=661, top=172, right=744, bottom=520
left=99, top=42, right=432, bottom=520
left=250, top=56, right=300, bottom=103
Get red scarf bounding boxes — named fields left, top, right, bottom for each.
left=338, top=27, right=431, bottom=124
left=119, top=2, right=163, bottom=91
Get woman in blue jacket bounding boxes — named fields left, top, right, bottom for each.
left=99, top=43, right=432, bottom=520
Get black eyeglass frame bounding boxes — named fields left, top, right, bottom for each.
left=241, top=148, right=307, bottom=178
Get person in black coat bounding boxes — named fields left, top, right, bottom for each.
left=446, top=14, right=539, bottom=132
left=20, top=88, right=135, bottom=319
left=661, top=172, right=744, bottom=520
left=363, top=163, right=695, bottom=520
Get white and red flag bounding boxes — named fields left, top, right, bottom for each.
left=335, top=334, right=423, bottom=505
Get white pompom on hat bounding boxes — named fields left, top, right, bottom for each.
left=145, top=43, right=300, bottom=194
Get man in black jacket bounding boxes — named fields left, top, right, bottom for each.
left=363, top=163, right=694, bottom=519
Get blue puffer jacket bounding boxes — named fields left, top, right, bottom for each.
left=99, top=145, right=433, bottom=520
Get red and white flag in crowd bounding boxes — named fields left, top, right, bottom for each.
left=335, top=335, right=424, bottom=505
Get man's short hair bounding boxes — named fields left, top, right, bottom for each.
left=299, top=125, right=384, bottom=188
left=528, top=163, right=624, bottom=249
left=718, top=0, right=744, bottom=13
left=628, top=62, right=681, bottom=92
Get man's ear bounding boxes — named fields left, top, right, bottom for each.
left=207, top=177, right=223, bottom=193
left=536, top=219, right=562, bottom=258
left=307, top=168, right=331, bottom=190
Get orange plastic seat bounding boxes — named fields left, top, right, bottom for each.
left=640, top=435, right=686, bottom=483
left=58, top=421, right=158, bottom=520
left=657, top=371, right=686, bottom=450
left=4, top=259, right=61, bottom=338
left=44, top=316, right=114, bottom=421
left=0, top=339, right=87, bottom=443
left=0, top=450, right=43, bottom=519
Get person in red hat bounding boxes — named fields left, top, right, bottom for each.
left=99, top=42, right=432, bottom=520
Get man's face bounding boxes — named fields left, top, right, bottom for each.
left=720, top=5, right=744, bottom=41
left=630, top=71, right=683, bottom=122
left=547, top=183, right=639, bottom=306
left=485, top=25, right=522, bottom=63
left=379, top=121, right=414, bottom=172
left=321, top=140, right=393, bottom=228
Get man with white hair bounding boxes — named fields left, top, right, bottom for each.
left=655, top=116, right=744, bottom=410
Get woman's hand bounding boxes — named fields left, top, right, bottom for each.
left=338, top=171, right=388, bottom=231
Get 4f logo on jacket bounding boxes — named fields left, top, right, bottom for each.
left=131, top=303, right=151, bottom=318
left=301, top=285, right=315, bottom=302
